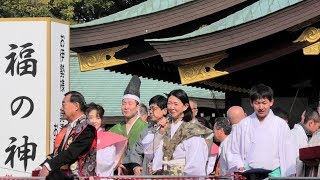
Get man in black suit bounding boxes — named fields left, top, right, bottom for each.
left=38, top=91, right=96, bottom=177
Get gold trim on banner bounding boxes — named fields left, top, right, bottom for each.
left=178, top=56, right=228, bottom=85
left=293, top=27, right=320, bottom=55
left=78, top=45, right=128, bottom=71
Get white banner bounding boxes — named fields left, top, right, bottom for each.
left=50, top=20, right=70, bottom=154
left=0, top=18, right=69, bottom=176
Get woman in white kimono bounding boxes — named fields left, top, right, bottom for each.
left=152, top=89, right=212, bottom=176
left=86, top=103, right=127, bottom=178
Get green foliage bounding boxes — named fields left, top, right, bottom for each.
left=73, top=0, right=115, bottom=23
left=0, top=0, right=52, bottom=18
left=0, top=0, right=145, bottom=24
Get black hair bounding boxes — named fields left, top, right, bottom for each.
left=149, top=95, right=167, bottom=110
left=167, top=89, right=192, bottom=122
left=214, top=117, right=232, bottom=135
left=64, top=91, right=86, bottom=112
left=85, top=102, right=105, bottom=119
left=304, top=107, right=320, bottom=124
left=249, top=83, right=273, bottom=102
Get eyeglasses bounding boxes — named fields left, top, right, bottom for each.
left=149, top=106, right=160, bottom=112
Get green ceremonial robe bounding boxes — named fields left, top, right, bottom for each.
left=108, top=117, right=148, bottom=157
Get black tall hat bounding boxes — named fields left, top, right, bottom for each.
left=122, top=75, right=141, bottom=103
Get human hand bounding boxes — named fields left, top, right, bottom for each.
left=238, top=167, right=247, bottom=172
left=117, top=164, right=128, bottom=175
left=158, top=118, right=168, bottom=135
left=38, top=165, right=49, bottom=177
left=148, top=162, right=154, bottom=175
left=133, top=166, right=143, bottom=175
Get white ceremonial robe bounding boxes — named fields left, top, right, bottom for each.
left=225, top=124, right=239, bottom=173
left=152, top=120, right=209, bottom=176
left=142, top=131, right=163, bottom=160
left=96, top=145, right=116, bottom=177
left=207, top=154, right=217, bottom=175
left=219, top=135, right=237, bottom=175
left=291, top=123, right=308, bottom=176
left=230, top=110, right=297, bottom=177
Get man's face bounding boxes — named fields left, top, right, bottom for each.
left=251, top=98, right=273, bottom=120
left=122, top=98, right=140, bottom=119
left=61, top=94, right=77, bottom=121
left=149, top=103, right=167, bottom=122
left=189, top=101, right=198, bottom=119
left=213, top=127, right=223, bottom=142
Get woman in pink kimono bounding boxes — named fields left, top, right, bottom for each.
left=85, top=103, right=127, bottom=178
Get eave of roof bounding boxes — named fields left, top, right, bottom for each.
left=71, top=0, right=194, bottom=28
left=70, top=0, right=247, bottom=49
left=147, top=0, right=320, bottom=62
left=146, top=0, right=303, bottom=42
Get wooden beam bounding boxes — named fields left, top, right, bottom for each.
left=150, top=0, right=320, bottom=62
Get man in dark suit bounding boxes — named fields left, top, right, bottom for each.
left=38, top=91, right=96, bottom=177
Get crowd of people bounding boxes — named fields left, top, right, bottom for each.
left=34, top=75, right=320, bottom=179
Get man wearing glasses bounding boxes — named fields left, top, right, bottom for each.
left=124, top=95, right=169, bottom=175
left=190, top=99, right=199, bottom=124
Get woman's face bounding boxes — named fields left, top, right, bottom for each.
left=167, top=95, right=188, bottom=120
left=88, top=109, right=102, bottom=130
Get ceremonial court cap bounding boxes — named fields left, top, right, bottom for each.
left=123, top=75, right=141, bottom=104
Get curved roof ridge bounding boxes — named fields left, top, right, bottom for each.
left=146, top=0, right=303, bottom=42
left=71, top=0, right=194, bottom=28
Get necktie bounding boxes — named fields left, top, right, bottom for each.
left=211, top=154, right=221, bottom=175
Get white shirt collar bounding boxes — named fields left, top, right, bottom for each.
left=69, top=114, right=85, bottom=128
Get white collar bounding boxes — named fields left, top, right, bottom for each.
left=69, top=114, right=84, bottom=128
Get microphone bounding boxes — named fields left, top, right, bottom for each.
left=156, top=124, right=161, bottom=131
left=152, top=124, right=161, bottom=133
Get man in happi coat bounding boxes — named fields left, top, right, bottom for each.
left=37, top=91, right=96, bottom=177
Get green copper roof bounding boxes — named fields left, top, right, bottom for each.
left=70, top=55, right=224, bottom=116
left=146, top=0, right=303, bottom=42
left=71, top=0, right=194, bottom=28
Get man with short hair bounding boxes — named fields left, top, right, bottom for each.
left=38, top=91, right=96, bottom=177
left=212, top=117, right=232, bottom=175
left=189, top=99, right=199, bottom=124
left=291, top=108, right=320, bottom=176
left=126, top=95, right=168, bottom=175
left=139, top=103, right=149, bottom=122
left=230, top=84, right=296, bottom=177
